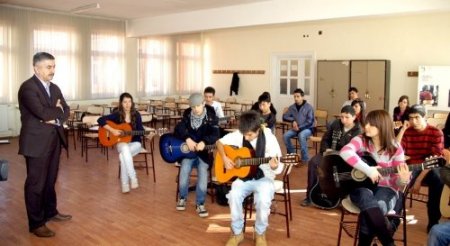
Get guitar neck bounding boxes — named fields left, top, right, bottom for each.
left=124, top=130, right=154, bottom=136
left=237, top=157, right=271, bottom=167
left=378, top=163, right=425, bottom=176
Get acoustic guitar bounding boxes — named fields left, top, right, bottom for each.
left=159, top=133, right=215, bottom=163
left=214, top=145, right=300, bottom=183
left=98, top=121, right=164, bottom=147
left=315, top=153, right=445, bottom=207
left=440, top=185, right=450, bottom=218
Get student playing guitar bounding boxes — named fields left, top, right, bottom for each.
left=216, top=111, right=283, bottom=246
left=339, top=110, right=411, bottom=246
left=97, top=92, right=144, bottom=193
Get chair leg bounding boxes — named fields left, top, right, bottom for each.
left=151, top=139, right=156, bottom=183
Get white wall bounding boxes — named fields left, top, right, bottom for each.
left=201, top=12, right=450, bottom=113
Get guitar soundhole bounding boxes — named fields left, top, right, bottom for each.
left=180, top=144, right=190, bottom=154
left=351, top=170, right=366, bottom=182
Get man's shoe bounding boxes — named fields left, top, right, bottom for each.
left=31, top=225, right=55, bottom=237
left=176, top=198, right=186, bottom=211
left=255, top=232, right=267, bottom=246
left=225, top=232, right=244, bottom=246
left=196, top=204, right=209, bottom=218
left=301, top=198, right=311, bottom=207
left=50, top=213, right=72, bottom=222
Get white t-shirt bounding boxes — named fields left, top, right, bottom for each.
left=211, top=100, right=224, bottom=118
left=218, top=127, right=284, bottom=180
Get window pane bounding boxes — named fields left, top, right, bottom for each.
left=305, top=59, right=311, bottom=77
left=33, top=29, right=78, bottom=100
left=91, top=34, right=124, bottom=98
left=280, top=78, right=287, bottom=94
left=280, top=60, right=288, bottom=76
left=304, top=78, right=310, bottom=95
left=290, top=78, right=298, bottom=94
left=290, top=60, right=298, bottom=77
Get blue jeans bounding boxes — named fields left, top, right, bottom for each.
left=350, top=187, right=398, bottom=235
left=227, top=177, right=275, bottom=235
left=283, top=128, right=312, bottom=161
left=178, top=157, right=209, bottom=205
left=428, top=222, right=450, bottom=246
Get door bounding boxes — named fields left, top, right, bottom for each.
left=316, top=60, right=350, bottom=117
left=270, top=52, right=315, bottom=121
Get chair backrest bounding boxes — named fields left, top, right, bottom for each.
left=427, top=117, right=446, bottom=129
left=140, top=112, right=153, bottom=123
left=86, top=106, right=103, bottom=115
left=69, top=103, right=79, bottom=110
left=433, top=113, right=448, bottom=119
left=165, top=97, right=176, bottom=103
left=82, top=115, right=100, bottom=125
left=315, top=109, right=328, bottom=125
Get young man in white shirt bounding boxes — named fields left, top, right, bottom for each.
left=216, top=111, right=283, bottom=246
left=204, top=86, right=224, bottom=118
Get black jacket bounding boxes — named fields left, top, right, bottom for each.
left=174, top=104, right=220, bottom=165
left=319, top=119, right=362, bottom=154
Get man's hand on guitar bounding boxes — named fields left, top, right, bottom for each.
left=196, top=141, right=205, bottom=151
left=223, top=155, right=235, bottom=170
left=185, top=138, right=197, bottom=151
left=269, top=157, right=279, bottom=170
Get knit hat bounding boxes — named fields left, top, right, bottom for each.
left=408, top=104, right=426, bottom=117
left=189, top=93, right=204, bottom=107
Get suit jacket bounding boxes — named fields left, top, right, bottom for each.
left=18, top=75, right=70, bottom=157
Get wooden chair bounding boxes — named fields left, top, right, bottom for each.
left=243, top=162, right=296, bottom=238
left=314, top=109, right=328, bottom=134
left=80, top=115, right=108, bottom=163
left=337, top=184, right=410, bottom=246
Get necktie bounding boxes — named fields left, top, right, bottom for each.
left=45, top=84, right=51, bottom=97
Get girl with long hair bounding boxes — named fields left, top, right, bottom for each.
left=98, top=92, right=144, bottom=193
left=340, top=110, right=411, bottom=246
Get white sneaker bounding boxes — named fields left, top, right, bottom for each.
left=176, top=198, right=186, bottom=211
left=122, top=183, right=130, bottom=193
left=196, top=204, right=209, bottom=218
left=131, top=178, right=139, bottom=189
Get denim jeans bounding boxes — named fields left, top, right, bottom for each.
left=227, top=177, right=275, bottom=235
left=117, top=141, right=141, bottom=185
left=178, top=157, right=209, bottom=205
left=283, top=128, right=312, bottom=161
left=428, top=222, right=450, bottom=246
left=350, top=186, right=398, bottom=235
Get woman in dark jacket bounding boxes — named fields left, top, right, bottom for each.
left=97, top=92, right=144, bottom=193
left=393, top=95, right=410, bottom=136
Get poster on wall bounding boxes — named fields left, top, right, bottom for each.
left=418, top=66, right=450, bottom=111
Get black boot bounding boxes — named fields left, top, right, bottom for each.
left=362, top=208, right=395, bottom=246
left=358, top=232, right=374, bottom=246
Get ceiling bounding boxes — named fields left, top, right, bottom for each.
left=0, top=0, right=270, bottom=20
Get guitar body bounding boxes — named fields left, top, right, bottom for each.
left=159, top=133, right=199, bottom=163
left=317, top=153, right=377, bottom=202
left=214, top=146, right=254, bottom=183
left=98, top=121, right=132, bottom=147
left=440, top=185, right=450, bottom=218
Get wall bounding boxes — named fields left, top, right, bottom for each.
left=202, top=12, right=450, bottom=113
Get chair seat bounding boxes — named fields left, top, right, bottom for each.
left=83, top=133, right=99, bottom=138
left=310, top=136, right=322, bottom=142
left=342, top=197, right=361, bottom=214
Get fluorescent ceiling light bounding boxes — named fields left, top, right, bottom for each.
left=70, top=3, right=100, bottom=14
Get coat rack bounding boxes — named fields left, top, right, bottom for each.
left=212, top=69, right=265, bottom=74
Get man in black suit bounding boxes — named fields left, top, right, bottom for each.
left=18, top=52, right=71, bottom=237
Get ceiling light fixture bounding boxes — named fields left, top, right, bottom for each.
left=70, top=3, right=100, bottom=14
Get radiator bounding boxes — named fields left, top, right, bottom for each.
left=0, top=105, right=7, bottom=132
